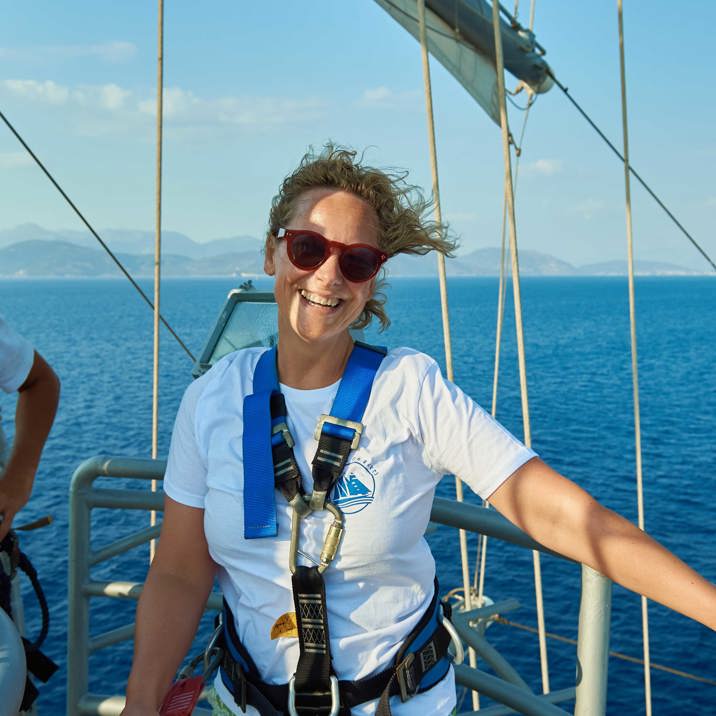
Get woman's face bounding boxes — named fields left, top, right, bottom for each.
left=264, top=188, right=379, bottom=349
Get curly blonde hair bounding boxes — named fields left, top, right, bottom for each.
left=266, top=144, right=456, bottom=330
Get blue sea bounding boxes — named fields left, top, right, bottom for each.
left=0, top=276, right=714, bottom=715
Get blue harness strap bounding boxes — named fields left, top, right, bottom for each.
left=243, top=347, right=280, bottom=539
left=319, top=342, right=386, bottom=443
left=242, top=342, right=386, bottom=539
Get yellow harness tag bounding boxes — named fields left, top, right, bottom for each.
left=270, top=611, right=298, bottom=640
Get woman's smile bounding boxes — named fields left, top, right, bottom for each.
left=299, top=289, right=342, bottom=309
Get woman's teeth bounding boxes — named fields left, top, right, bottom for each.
left=300, top=290, right=340, bottom=308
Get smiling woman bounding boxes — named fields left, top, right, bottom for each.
left=121, top=145, right=716, bottom=716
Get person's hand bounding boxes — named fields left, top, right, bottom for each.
left=0, top=468, right=33, bottom=540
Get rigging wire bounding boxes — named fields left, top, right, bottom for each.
left=506, top=91, right=537, bottom=111
left=475, top=94, right=535, bottom=602
left=0, top=108, right=196, bottom=362
left=547, top=70, right=716, bottom=273
left=616, top=3, right=652, bottom=713
left=490, top=0, right=551, bottom=695
left=416, top=2, right=481, bottom=709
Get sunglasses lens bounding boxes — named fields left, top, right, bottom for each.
left=340, top=246, right=381, bottom=282
left=289, top=233, right=327, bottom=269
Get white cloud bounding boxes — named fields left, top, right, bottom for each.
left=3, top=79, right=133, bottom=113
left=71, top=83, right=132, bottom=111
left=573, top=198, right=606, bottom=220
left=356, top=86, right=420, bottom=108
left=138, top=88, right=202, bottom=118
left=362, top=86, right=393, bottom=103
left=0, top=41, right=136, bottom=63
left=525, top=158, right=563, bottom=176
left=3, top=79, right=70, bottom=104
left=99, top=84, right=131, bottom=110
left=2, top=78, right=324, bottom=133
left=0, top=152, right=32, bottom=169
left=138, top=87, right=324, bottom=126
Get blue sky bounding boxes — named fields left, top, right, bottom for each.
left=1, top=1, right=714, bottom=268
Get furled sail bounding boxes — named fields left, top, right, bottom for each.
left=372, top=0, right=553, bottom=125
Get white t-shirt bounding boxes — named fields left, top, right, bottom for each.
left=0, top=314, right=34, bottom=394
left=164, top=347, right=536, bottom=715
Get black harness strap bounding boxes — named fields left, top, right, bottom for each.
left=270, top=393, right=304, bottom=508
left=291, top=565, right=336, bottom=715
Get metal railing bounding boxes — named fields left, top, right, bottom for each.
left=67, top=456, right=612, bottom=715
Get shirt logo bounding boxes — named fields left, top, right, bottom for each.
left=331, top=461, right=376, bottom=514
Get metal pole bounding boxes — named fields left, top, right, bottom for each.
left=574, top=565, right=612, bottom=715
left=67, top=467, right=92, bottom=713
left=150, top=0, right=165, bottom=560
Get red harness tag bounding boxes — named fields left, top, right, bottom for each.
left=158, top=676, right=204, bottom=716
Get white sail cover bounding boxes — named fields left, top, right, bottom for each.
left=373, top=0, right=553, bottom=126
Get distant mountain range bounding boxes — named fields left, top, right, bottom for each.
left=0, top=224, right=704, bottom=278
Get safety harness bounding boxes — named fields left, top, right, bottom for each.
left=0, top=529, right=58, bottom=711
left=218, top=342, right=455, bottom=715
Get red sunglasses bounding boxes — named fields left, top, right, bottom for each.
left=276, top=228, right=388, bottom=283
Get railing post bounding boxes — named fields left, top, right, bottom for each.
left=574, top=565, right=612, bottom=715
left=67, top=461, right=93, bottom=714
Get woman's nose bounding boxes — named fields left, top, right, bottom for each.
left=314, top=251, right=344, bottom=285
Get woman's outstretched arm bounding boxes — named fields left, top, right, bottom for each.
left=121, top=496, right=216, bottom=715
left=488, top=457, right=716, bottom=630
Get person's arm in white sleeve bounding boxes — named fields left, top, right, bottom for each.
left=0, top=351, right=60, bottom=539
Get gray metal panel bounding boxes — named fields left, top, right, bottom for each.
left=193, top=289, right=278, bottom=377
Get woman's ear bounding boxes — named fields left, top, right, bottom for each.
left=264, top=242, right=275, bottom=276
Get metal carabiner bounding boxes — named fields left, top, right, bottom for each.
left=203, top=618, right=224, bottom=677
left=289, top=500, right=344, bottom=575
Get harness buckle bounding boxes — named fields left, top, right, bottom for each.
left=287, top=674, right=340, bottom=716
left=225, top=657, right=247, bottom=711
left=396, top=652, right=418, bottom=702
left=272, top=421, right=295, bottom=448
left=314, top=414, right=363, bottom=450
